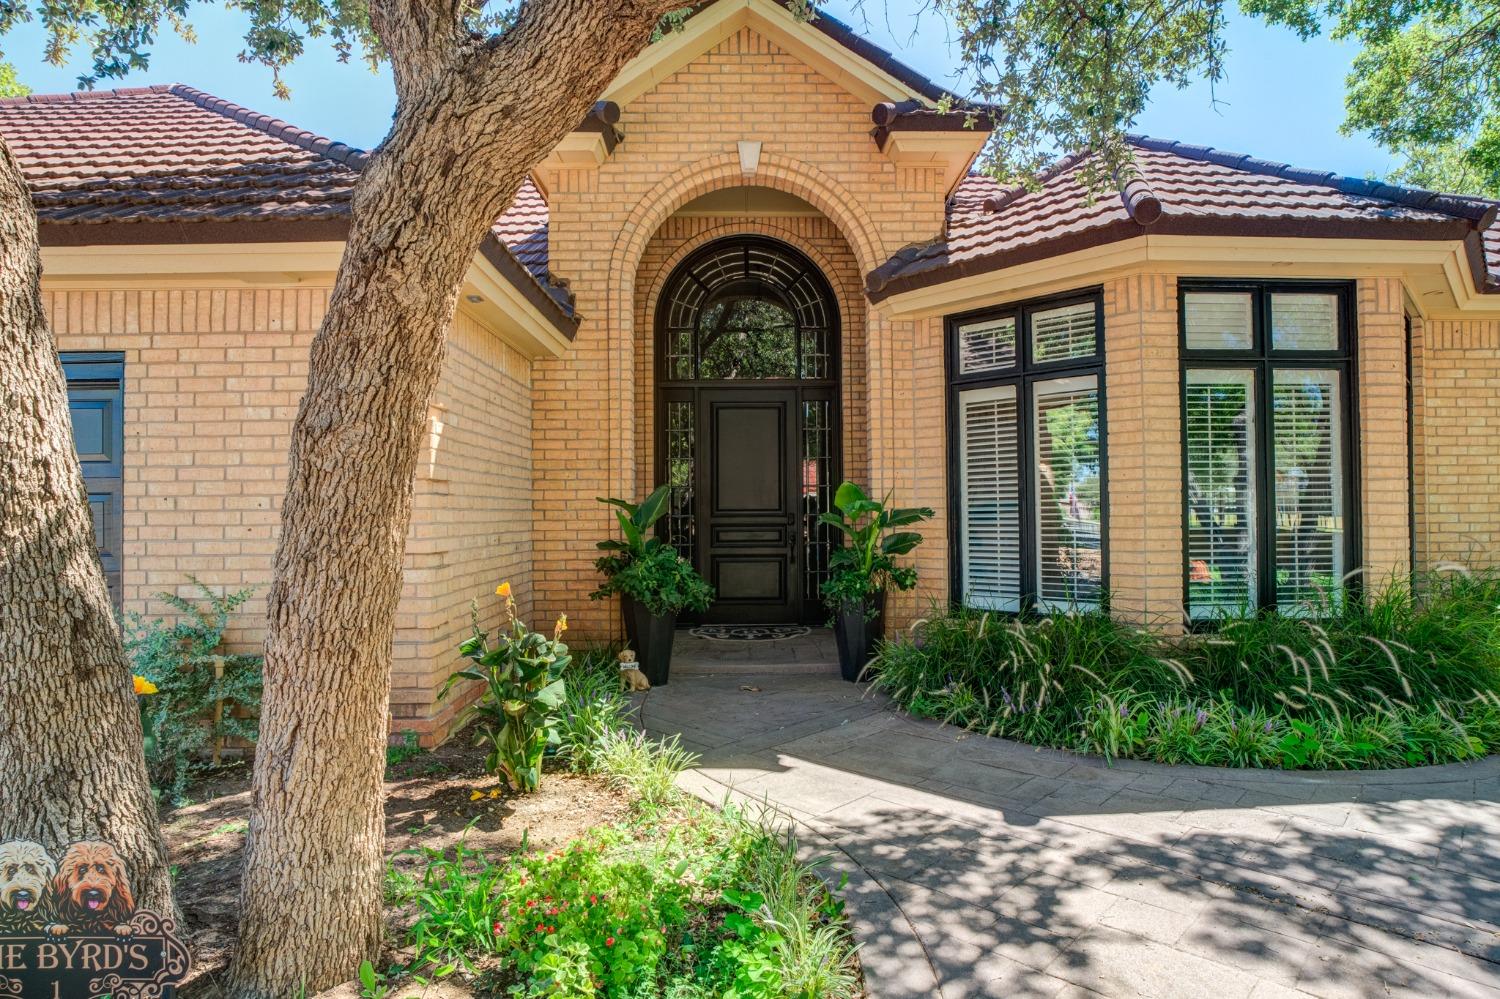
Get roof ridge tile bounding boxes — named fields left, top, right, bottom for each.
left=1128, top=132, right=1498, bottom=227
left=165, top=84, right=371, bottom=171
left=0, top=84, right=176, bottom=107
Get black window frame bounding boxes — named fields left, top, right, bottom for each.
left=1178, top=279, right=1362, bottom=622
left=61, top=350, right=126, bottom=614
left=946, top=287, right=1109, bottom=615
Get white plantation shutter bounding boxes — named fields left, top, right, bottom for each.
left=960, top=385, right=1022, bottom=611
left=958, top=316, right=1017, bottom=374
left=1272, top=369, right=1345, bottom=613
left=1033, top=375, right=1102, bottom=611
left=1271, top=293, right=1339, bottom=351
left=1184, top=292, right=1254, bottom=351
left=1184, top=369, right=1257, bottom=620
left=1030, top=302, right=1097, bottom=362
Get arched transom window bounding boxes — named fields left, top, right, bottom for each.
left=660, top=238, right=835, bottom=382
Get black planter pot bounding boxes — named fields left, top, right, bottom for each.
left=621, top=595, right=677, bottom=686
left=832, top=591, right=886, bottom=682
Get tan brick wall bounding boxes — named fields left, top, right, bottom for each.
left=47, top=286, right=534, bottom=743
left=1356, top=278, right=1411, bottom=588
left=1413, top=317, right=1500, bottom=568
left=394, top=310, right=535, bottom=742
left=49, top=288, right=322, bottom=644
left=534, top=24, right=949, bottom=635
left=1104, top=273, right=1184, bottom=629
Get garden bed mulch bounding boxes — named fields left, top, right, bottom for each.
left=164, top=737, right=631, bottom=998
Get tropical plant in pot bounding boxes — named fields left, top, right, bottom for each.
left=591, top=485, right=714, bottom=685
left=819, top=481, right=933, bottom=682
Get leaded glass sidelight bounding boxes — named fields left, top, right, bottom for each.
left=664, top=399, right=696, bottom=559
left=802, top=398, right=835, bottom=600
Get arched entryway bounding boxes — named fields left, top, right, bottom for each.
left=655, top=236, right=841, bottom=624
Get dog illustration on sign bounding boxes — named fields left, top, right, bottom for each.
left=0, top=838, right=190, bottom=998
left=0, top=841, right=53, bottom=934
left=49, top=841, right=136, bottom=936
left=0, top=840, right=135, bottom=936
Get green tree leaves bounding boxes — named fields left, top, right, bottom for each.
left=0, top=62, right=25, bottom=96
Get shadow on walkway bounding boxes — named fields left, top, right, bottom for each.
left=640, top=671, right=1500, bottom=999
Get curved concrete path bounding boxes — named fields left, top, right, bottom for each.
left=640, top=670, right=1500, bottom=999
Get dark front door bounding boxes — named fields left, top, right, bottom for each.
left=699, top=388, right=800, bottom=623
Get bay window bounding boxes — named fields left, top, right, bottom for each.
left=951, top=292, right=1106, bottom=612
left=1181, top=282, right=1356, bottom=619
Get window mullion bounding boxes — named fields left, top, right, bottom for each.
left=1257, top=359, right=1276, bottom=613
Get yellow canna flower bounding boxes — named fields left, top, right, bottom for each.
left=496, top=582, right=513, bottom=598
left=470, top=790, right=484, bottom=802
left=133, top=675, right=158, bottom=696
left=488, top=789, right=502, bottom=799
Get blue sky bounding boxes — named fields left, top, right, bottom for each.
left=0, top=1, right=1395, bottom=179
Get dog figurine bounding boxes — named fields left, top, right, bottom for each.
left=619, top=649, right=651, bottom=692
left=47, top=841, right=134, bottom=937
left=0, top=841, right=54, bottom=933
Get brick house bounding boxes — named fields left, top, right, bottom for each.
left=7, top=0, right=1500, bottom=742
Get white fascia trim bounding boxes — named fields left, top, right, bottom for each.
left=875, top=235, right=1500, bottom=320
left=40, top=241, right=345, bottom=287
left=462, top=253, right=573, bottom=360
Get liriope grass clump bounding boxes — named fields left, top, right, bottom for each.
left=875, top=567, right=1500, bottom=770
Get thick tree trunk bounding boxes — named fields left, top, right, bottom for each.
left=227, top=3, right=685, bottom=995
left=0, top=138, right=175, bottom=915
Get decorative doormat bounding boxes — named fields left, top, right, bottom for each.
left=688, top=624, right=812, bottom=642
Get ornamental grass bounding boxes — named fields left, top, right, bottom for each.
left=874, top=566, right=1500, bottom=770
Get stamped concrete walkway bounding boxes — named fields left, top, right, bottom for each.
left=640, top=637, right=1500, bottom=999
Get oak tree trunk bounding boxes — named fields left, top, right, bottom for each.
left=0, top=138, right=176, bottom=915
left=227, top=3, right=686, bottom=995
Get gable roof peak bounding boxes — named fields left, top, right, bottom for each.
left=606, top=0, right=959, bottom=108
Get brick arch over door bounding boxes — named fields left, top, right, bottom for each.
left=600, top=153, right=889, bottom=512
left=633, top=218, right=869, bottom=500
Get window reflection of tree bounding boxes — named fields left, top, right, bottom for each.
left=697, top=290, right=799, bottom=380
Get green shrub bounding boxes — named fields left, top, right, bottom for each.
left=875, top=569, right=1500, bottom=770
left=442, top=582, right=569, bottom=793
left=123, top=579, right=262, bottom=805
left=586, top=728, right=699, bottom=808
left=393, top=801, right=857, bottom=999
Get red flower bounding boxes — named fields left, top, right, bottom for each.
left=493, top=922, right=505, bottom=934
left=535, top=923, right=545, bottom=933
left=605, top=937, right=615, bottom=947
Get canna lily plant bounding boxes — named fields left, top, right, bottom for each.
left=442, top=582, right=570, bottom=793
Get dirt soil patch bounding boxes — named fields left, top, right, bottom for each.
left=168, top=736, right=631, bottom=997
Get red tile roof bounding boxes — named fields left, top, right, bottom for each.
left=0, top=84, right=362, bottom=225
left=0, top=83, right=575, bottom=330
left=867, top=136, right=1500, bottom=300
left=491, top=178, right=549, bottom=282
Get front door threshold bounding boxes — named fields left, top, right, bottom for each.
left=669, top=626, right=839, bottom=675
